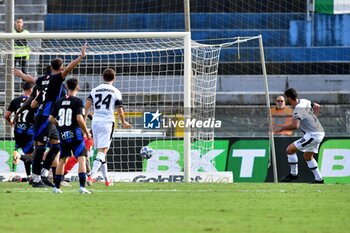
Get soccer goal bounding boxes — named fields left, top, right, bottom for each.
left=0, top=32, right=273, bottom=183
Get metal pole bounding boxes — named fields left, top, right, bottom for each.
left=183, top=32, right=192, bottom=183
left=259, top=35, right=278, bottom=183
left=183, top=0, right=191, bottom=182
left=5, top=0, right=15, bottom=138
left=184, top=0, right=191, bottom=32
left=306, top=0, right=315, bottom=21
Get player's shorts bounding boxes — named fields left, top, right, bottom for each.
left=33, top=116, right=59, bottom=143
left=91, top=121, right=114, bottom=149
left=294, top=132, right=325, bottom=153
left=60, top=140, right=87, bottom=159
left=14, top=129, right=34, bottom=154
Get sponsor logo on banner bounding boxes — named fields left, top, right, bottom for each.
left=227, top=139, right=270, bottom=182
left=319, top=139, right=350, bottom=184
left=143, top=140, right=229, bottom=172
left=66, top=172, right=233, bottom=183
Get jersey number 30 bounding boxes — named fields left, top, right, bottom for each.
left=58, top=108, right=72, bottom=126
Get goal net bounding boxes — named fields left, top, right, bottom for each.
left=0, top=32, right=240, bottom=182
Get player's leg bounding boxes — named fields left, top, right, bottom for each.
left=74, top=140, right=91, bottom=194
left=41, top=124, right=60, bottom=187
left=84, top=136, right=93, bottom=185
left=280, top=141, right=299, bottom=182
left=298, top=133, right=324, bottom=183
left=41, top=142, right=59, bottom=187
left=20, top=136, right=34, bottom=180
left=99, top=148, right=113, bottom=186
left=53, top=155, right=68, bottom=194
left=303, top=152, right=323, bottom=183
left=32, top=117, right=50, bottom=187
left=14, top=131, right=33, bottom=180
left=302, top=134, right=324, bottom=183
left=64, top=156, right=78, bottom=175
left=23, top=131, right=35, bottom=179
left=65, top=136, right=93, bottom=175
left=89, top=121, right=114, bottom=186
left=51, top=152, right=59, bottom=183
left=89, top=148, right=106, bottom=181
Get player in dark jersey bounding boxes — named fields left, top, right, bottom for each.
left=13, top=66, right=68, bottom=187
left=49, top=78, right=92, bottom=194
left=29, top=43, right=87, bottom=188
left=4, top=82, right=35, bottom=181
left=13, top=66, right=67, bottom=120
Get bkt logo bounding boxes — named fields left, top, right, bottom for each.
left=144, top=110, right=162, bottom=129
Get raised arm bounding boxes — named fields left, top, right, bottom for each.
left=62, top=43, right=87, bottom=78
left=13, top=69, right=36, bottom=83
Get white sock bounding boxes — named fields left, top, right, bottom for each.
left=100, top=163, right=109, bottom=182
left=288, top=153, right=298, bottom=176
left=307, top=158, right=323, bottom=181
left=32, top=174, right=41, bottom=182
left=91, top=160, right=102, bottom=179
left=41, top=168, right=49, bottom=177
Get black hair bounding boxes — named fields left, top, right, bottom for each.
left=44, top=65, right=51, bottom=75
left=51, top=58, right=63, bottom=71
left=284, top=88, right=298, bottom=101
left=22, top=82, right=34, bottom=91
left=103, top=68, right=115, bottom=82
left=66, top=78, right=78, bottom=91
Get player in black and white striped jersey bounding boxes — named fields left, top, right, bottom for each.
left=274, top=88, right=325, bottom=184
left=85, top=68, right=132, bottom=186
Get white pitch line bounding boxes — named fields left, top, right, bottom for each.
left=0, top=188, right=324, bottom=194
left=0, top=188, right=216, bottom=193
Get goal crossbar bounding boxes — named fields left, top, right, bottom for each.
left=0, top=32, right=190, bottom=40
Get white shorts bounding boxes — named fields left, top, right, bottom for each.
left=294, top=132, right=325, bottom=153
left=91, top=121, right=114, bottom=149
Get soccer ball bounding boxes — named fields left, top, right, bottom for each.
left=140, top=146, right=153, bottom=159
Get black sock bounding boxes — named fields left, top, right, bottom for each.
left=54, top=175, right=63, bottom=189
left=43, top=144, right=60, bottom=171
left=32, top=146, right=46, bottom=175
left=20, top=155, right=33, bottom=176
left=79, top=173, right=86, bottom=188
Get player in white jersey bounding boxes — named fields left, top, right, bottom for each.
left=274, top=88, right=325, bottom=184
left=85, top=68, right=132, bottom=186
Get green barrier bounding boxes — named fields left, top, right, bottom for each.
left=0, top=141, right=16, bottom=172
left=319, top=139, right=350, bottom=184
left=227, top=139, right=270, bottom=182
left=144, top=140, right=229, bottom=172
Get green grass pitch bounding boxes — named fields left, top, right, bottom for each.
left=0, top=182, right=349, bottom=233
